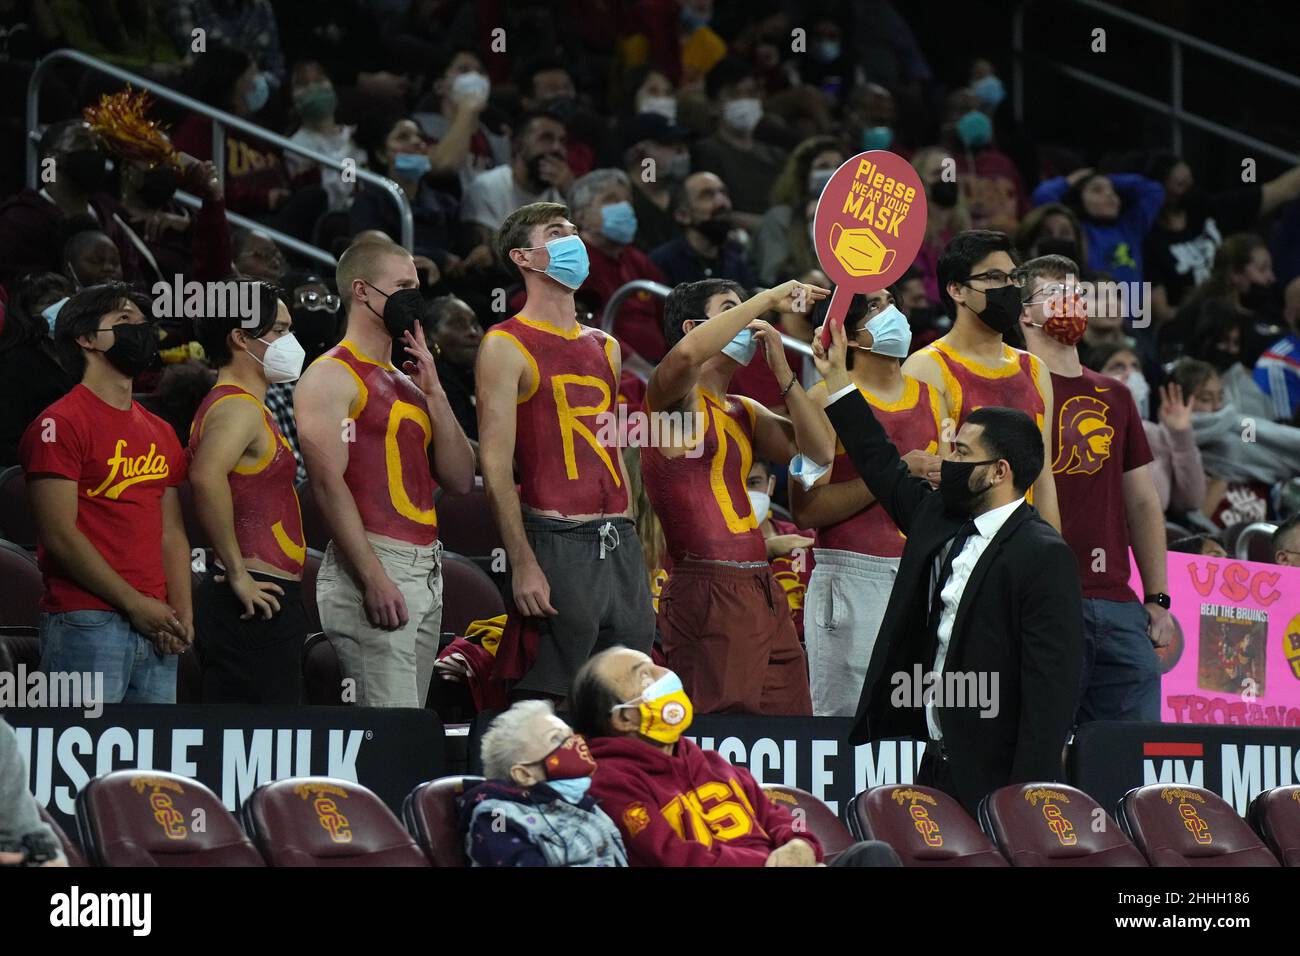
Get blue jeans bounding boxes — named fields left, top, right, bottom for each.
left=1076, top=598, right=1160, bottom=723
left=38, top=609, right=177, bottom=704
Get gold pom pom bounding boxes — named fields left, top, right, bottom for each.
left=83, top=88, right=182, bottom=170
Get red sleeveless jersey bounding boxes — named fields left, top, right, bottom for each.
left=921, top=339, right=1047, bottom=430
left=641, top=389, right=766, bottom=563
left=188, top=383, right=306, bottom=577
left=317, top=339, right=439, bottom=545
left=818, top=377, right=944, bottom=557
left=485, top=314, right=628, bottom=516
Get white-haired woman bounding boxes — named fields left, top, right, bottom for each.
left=460, top=700, right=627, bottom=867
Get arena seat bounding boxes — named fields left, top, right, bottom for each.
left=403, top=775, right=484, bottom=866
left=242, top=777, right=429, bottom=867
left=301, top=547, right=324, bottom=634
left=0, top=539, right=41, bottom=627
left=75, top=770, right=264, bottom=866
left=0, top=626, right=41, bottom=675
left=1117, top=784, right=1280, bottom=866
left=302, top=632, right=345, bottom=704
left=763, top=785, right=855, bottom=863
left=295, top=479, right=331, bottom=552
left=1247, top=785, right=1300, bottom=866
left=0, top=466, right=36, bottom=550
left=441, top=551, right=506, bottom=637
left=847, top=785, right=1007, bottom=866
left=978, top=783, right=1146, bottom=866
left=434, top=478, right=502, bottom=560
left=38, top=802, right=87, bottom=867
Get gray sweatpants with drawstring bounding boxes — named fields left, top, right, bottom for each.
left=512, top=514, right=655, bottom=698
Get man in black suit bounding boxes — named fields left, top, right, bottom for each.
left=812, top=320, right=1083, bottom=815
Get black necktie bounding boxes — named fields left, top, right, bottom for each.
left=927, top=519, right=979, bottom=660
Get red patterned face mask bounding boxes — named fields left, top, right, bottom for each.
left=1034, top=289, right=1088, bottom=345
left=541, top=734, right=597, bottom=780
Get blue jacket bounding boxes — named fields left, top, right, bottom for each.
left=1032, top=173, right=1164, bottom=285
left=458, top=779, right=628, bottom=867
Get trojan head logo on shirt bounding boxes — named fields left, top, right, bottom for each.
left=1052, top=395, right=1114, bottom=476
left=130, top=776, right=188, bottom=840
left=88, top=439, right=170, bottom=499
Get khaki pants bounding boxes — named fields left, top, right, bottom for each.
left=317, top=536, right=443, bottom=707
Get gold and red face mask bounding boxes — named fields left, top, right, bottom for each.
left=1037, top=288, right=1088, bottom=346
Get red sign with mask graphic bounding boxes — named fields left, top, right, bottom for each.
left=813, top=151, right=928, bottom=346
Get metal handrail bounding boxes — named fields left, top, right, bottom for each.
left=26, top=48, right=416, bottom=268
left=601, top=279, right=815, bottom=359
left=1012, top=0, right=1300, bottom=164
left=1233, top=521, right=1278, bottom=562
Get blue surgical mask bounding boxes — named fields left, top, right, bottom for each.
left=245, top=72, right=270, bottom=114
left=393, top=152, right=432, bottom=180
left=808, top=167, right=835, bottom=197
left=972, top=74, right=1005, bottom=111
left=721, top=327, right=757, bottom=365
left=546, top=776, right=593, bottom=804
left=526, top=234, right=590, bottom=290
left=861, top=126, right=894, bottom=151
left=679, top=5, right=711, bottom=30
left=815, top=40, right=841, bottom=63
left=42, top=297, right=69, bottom=333
left=956, top=110, right=992, bottom=149
left=600, top=201, right=638, bottom=245
left=861, top=304, right=912, bottom=358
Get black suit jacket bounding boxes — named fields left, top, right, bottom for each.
left=825, top=388, right=1083, bottom=813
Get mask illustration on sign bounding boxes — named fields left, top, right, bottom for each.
left=830, top=222, right=896, bottom=277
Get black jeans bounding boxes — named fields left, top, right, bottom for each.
left=193, top=569, right=306, bottom=705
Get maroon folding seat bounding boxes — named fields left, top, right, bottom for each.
left=242, top=777, right=428, bottom=866
left=433, top=478, right=502, bottom=560
left=1117, top=785, right=1280, bottom=867
left=1247, top=785, right=1300, bottom=866
left=0, top=466, right=36, bottom=549
left=403, top=775, right=484, bottom=866
left=978, top=783, right=1146, bottom=866
left=301, top=632, right=345, bottom=704
left=37, top=803, right=86, bottom=867
left=440, top=552, right=506, bottom=638
left=295, top=479, right=331, bottom=551
left=75, top=770, right=264, bottom=866
left=0, top=539, right=41, bottom=627
left=300, top=547, right=325, bottom=634
left=763, top=785, right=855, bottom=863
left=847, top=785, right=1007, bottom=866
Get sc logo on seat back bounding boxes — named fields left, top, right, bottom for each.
left=294, top=783, right=353, bottom=844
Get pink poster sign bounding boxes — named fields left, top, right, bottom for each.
left=1130, top=553, right=1300, bottom=726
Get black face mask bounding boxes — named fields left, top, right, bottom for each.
left=1241, top=282, right=1280, bottom=316
left=939, top=458, right=998, bottom=517
left=692, top=216, right=732, bottom=246
left=1206, top=347, right=1238, bottom=373
left=543, top=95, right=578, bottom=121
left=97, top=322, right=159, bottom=377
left=930, top=179, right=959, bottom=209
left=972, top=283, right=1023, bottom=335
left=61, top=149, right=111, bottom=194
left=364, top=282, right=423, bottom=340
left=138, top=166, right=178, bottom=208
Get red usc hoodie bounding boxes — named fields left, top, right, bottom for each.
left=588, top=736, right=823, bottom=867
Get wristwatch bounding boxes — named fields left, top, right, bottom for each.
left=1144, top=592, right=1171, bottom=609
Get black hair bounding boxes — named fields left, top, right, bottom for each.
left=1168, top=534, right=1219, bottom=555
left=517, top=56, right=572, bottom=98
left=568, top=651, right=623, bottom=739
left=418, top=294, right=471, bottom=340
left=432, top=45, right=483, bottom=84
left=52, top=281, right=152, bottom=380
left=963, top=405, right=1043, bottom=495
left=935, top=229, right=1018, bottom=316
left=184, top=44, right=254, bottom=111
left=663, top=278, right=747, bottom=349
left=1081, top=341, right=1138, bottom=374
left=1142, top=151, right=1183, bottom=186
left=841, top=289, right=898, bottom=371
left=196, top=280, right=282, bottom=368
left=1273, top=514, right=1300, bottom=554
left=511, top=110, right=567, bottom=155
left=0, top=272, right=74, bottom=353
left=38, top=119, right=89, bottom=160
left=1187, top=297, right=1244, bottom=364
left=705, top=55, right=755, bottom=99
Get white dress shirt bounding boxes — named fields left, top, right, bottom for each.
left=926, top=496, right=1024, bottom=739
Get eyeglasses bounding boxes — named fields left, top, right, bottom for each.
left=1022, top=282, right=1085, bottom=305
left=294, top=289, right=340, bottom=312
left=963, top=270, right=1025, bottom=288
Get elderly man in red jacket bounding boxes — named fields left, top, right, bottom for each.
left=568, top=646, right=900, bottom=867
